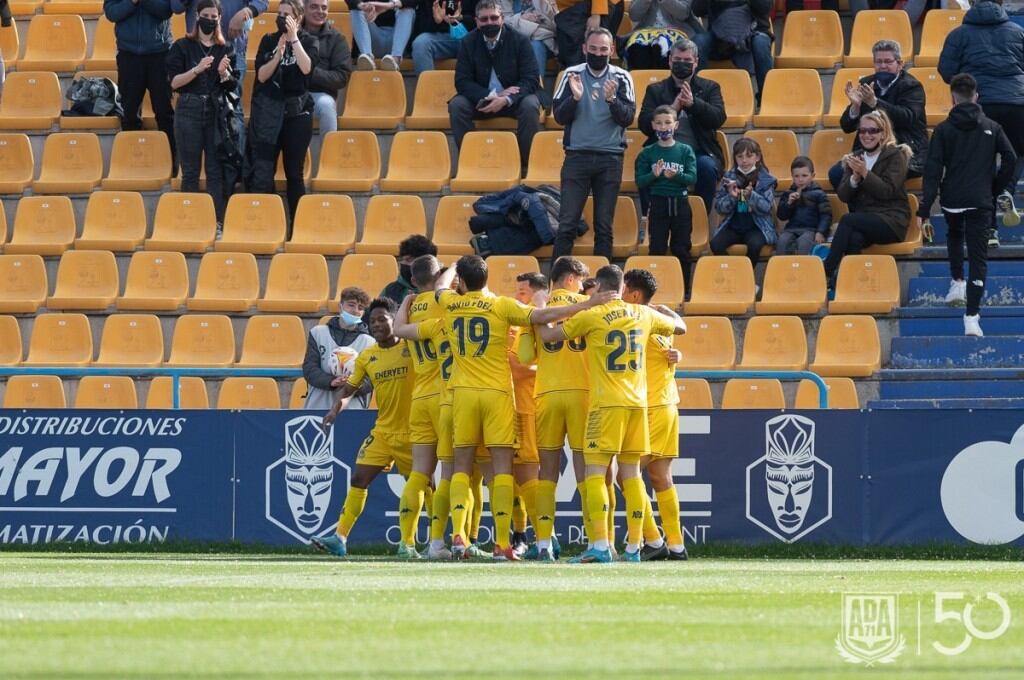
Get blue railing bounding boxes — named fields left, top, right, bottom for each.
left=675, top=370, right=830, bottom=409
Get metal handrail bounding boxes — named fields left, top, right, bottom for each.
left=675, top=370, right=830, bottom=409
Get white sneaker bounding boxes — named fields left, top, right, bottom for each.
left=356, top=53, right=375, bottom=71
left=380, top=55, right=400, bottom=71
left=945, top=279, right=966, bottom=305
left=427, top=543, right=453, bottom=560
left=964, top=314, right=983, bottom=337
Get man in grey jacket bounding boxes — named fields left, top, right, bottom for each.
left=304, top=0, right=352, bottom=134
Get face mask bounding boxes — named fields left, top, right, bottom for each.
left=276, top=15, right=289, bottom=33
left=242, top=16, right=254, bottom=33
left=586, top=52, right=609, bottom=72
left=198, top=17, right=218, bottom=35
left=339, top=310, right=363, bottom=326
left=655, top=129, right=674, bottom=141
left=479, top=23, right=500, bottom=39
left=874, top=71, right=896, bottom=87
left=736, top=165, right=757, bottom=180
left=671, top=61, right=693, bottom=80
left=399, top=263, right=413, bottom=282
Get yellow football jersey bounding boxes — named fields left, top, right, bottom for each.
left=437, top=289, right=533, bottom=392
left=408, top=290, right=444, bottom=400
left=416, top=317, right=454, bottom=405
left=533, top=289, right=590, bottom=396
left=346, top=340, right=414, bottom=434
left=561, top=300, right=676, bottom=409
left=509, top=327, right=536, bottom=415
left=646, top=333, right=679, bottom=408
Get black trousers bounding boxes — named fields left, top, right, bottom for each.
left=553, top=150, right=623, bottom=260
left=117, top=50, right=176, bottom=166
left=649, top=194, right=693, bottom=295
left=824, top=212, right=901, bottom=279
left=175, top=94, right=228, bottom=221
left=448, top=94, right=541, bottom=167
left=710, top=222, right=767, bottom=271
left=248, top=112, right=312, bottom=230
left=946, top=208, right=992, bottom=316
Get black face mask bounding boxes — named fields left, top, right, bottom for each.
left=198, top=17, right=219, bottom=35
left=276, top=15, right=289, bottom=33
left=585, top=52, right=609, bottom=72
left=479, top=23, right=500, bottom=39
left=671, top=61, right=693, bottom=80
left=400, top=264, right=413, bottom=283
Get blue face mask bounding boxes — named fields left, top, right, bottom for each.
left=339, top=310, right=363, bottom=326
left=656, top=129, right=674, bottom=141
left=874, top=71, right=896, bottom=87
left=242, top=16, right=254, bottom=33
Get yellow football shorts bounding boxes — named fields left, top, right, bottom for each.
left=437, top=401, right=453, bottom=463
left=356, top=430, right=413, bottom=476
left=584, top=406, right=650, bottom=466
left=514, top=412, right=539, bottom=464
left=409, top=396, right=441, bottom=445
left=536, top=390, right=589, bottom=452
left=647, top=404, right=679, bottom=458
left=452, top=388, right=517, bottom=450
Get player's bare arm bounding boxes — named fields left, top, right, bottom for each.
left=321, top=383, right=358, bottom=431
left=530, top=289, right=619, bottom=325
left=393, top=294, right=420, bottom=340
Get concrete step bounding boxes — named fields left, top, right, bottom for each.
left=907, top=276, right=1024, bottom=307
left=923, top=213, right=1024, bottom=245
left=880, top=378, right=1024, bottom=400
left=917, top=261, right=1024, bottom=277
left=867, top=397, right=1024, bottom=409
left=898, top=316, right=1024, bottom=336
left=889, top=335, right=1024, bottom=369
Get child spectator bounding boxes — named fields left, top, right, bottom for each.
left=709, top=137, right=778, bottom=270
left=776, top=156, right=831, bottom=255
left=635, top=104, right=697, bottom=292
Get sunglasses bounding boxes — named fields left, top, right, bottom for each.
left=859, top=127, right=882, bottom=135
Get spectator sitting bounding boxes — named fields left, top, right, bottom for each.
left=449, top=0, right=542, bottom=165
left=828, top=39, right=927, bottom=190
left=622, top=0, right=702, bottom=69
left=382, top=235, right=439, bottom=304
left=303, top=287, right=376, bottom=410
left=303, top=0, right=351, bottom=134
left=638, top=37, right=725, bottom=220
left=849, top=0, right=928, bottom=25
left=349, top=0, right=417, bottom=71
left=709, top=136, right=778, bottom=271
left=776, top=156, right=831, bottom=256
left=498, top=0, right=557, bottom=87
left=411, top=0, right=476, bottom=74
left=690, top=0, right=773, bottom=100
left=824, top=109, right=911, bottom=289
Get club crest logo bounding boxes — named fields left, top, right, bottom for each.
left=746, top=414, right=832, bottom=542
left=835, top=594, right=906, bottom=665
left=265, top=415, right=350, bottom=543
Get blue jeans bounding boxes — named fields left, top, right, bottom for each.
left=692, top=30, right=773, bottom=96
left=351, top=9, right=415, bottom=58
left=411, top=31, right=461, bottom=74
left=530, top=39, right=550, bottom=84
left=310, top=92, right=338, bottom=134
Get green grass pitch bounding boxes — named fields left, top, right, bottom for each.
left=2, top=554, right=1023, bottom=679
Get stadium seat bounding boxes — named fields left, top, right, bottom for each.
left=0, top=254, right=48, bottom=313
left=575, top=255, right=610, bottom=275
left=685, top=256, right=756, bottom=315
left=46, top=249, right=119, bottom=310
left=84, top=16, right=116, bottom=70
left=273, top=149, right=312, bottom=191
left=0, top=72, right=63, bottom=130
left=450, top=131, right=521, bottom=192
left=217, top=377, right=282, bottom=409
left=484, top=255, right=540, bottom=298
left=690, top=196, right=710, bottom=256
left=524, top=131, right=565, bottom=187
left=74, top=376, right=138, bottom=409
left=829, top=254, right=900, bottom=314
left=236, top=315, right=306, bottom=367
left=823, top=68, right=873, bottom=127
left=32, top=132, right=103, bottom=194
left=755, top=256, right=827, bottom=315
left=739, top=316, right=808, bottom=371
left=406, top=70, right=457, bottom=129
left=774, top=10, right=844, bottom=69
left=145, top=192, right=218, bottom=253
left=2, top=375, right=66, bottom=408
left=7, top=1, right=44, bottom=18
left=0, top=25, right=19, bottom=71
left=629, top=70, right=668, bottom=126
left=674, top=316, right=736, bottom=370
left=60, top=71, right=121, bottom=129
left=311, top=131, right=381, bottom=192
left=188, top=252, right=260, bottom=312
left=5, top=196, right=77, bottom=256
left=675, top=378, right=713, bottom=409
left=19, top=15, right=87, bottom=72
left=380, top=131, right=451, bottom=192
left=433, top=195, right=479, bottom=255
left=742, top=130, right=799, bottom=186
left=808, top=130, right=855, bottom=190
left=75, top=191, right=147, bottom=251
left=356, top=195, right=427, bottom=255
left=257, top=253, right=330, bottom=313
left=721, top=378, right=785, bottom=409
left=44, top=0, right=103, bottom=12
left=911, top=67, right=952, bottom=126
left=216, top=193, right=287, bottom=254
left=102, top=131, right=173, bottom=190
left=751, top=69, right=823, bottom=128
left=717, top=129, right=731, bottom=170
left=288, top=377, right=308, bottom=409
left=0, top=134, right=34, bottom=193
left=338, top=71, right=406, bottom=129
left=864, top=195, right=921, bottom=255
left=166, top=314, right=236, bottom=367
left=330, top=254, right=398, bottom=312
left=809, top=315, right=881, bottom=377
left=699, top=69, right=754, bottom=129
left=24, top=313, right=93, bottom=366
left=116, top=251, right=189, bottom=311
left=619, top=129, right=646, bottom=192
left=328, top=11, right=352, bottom=42
left=916, top=9, right=965, bottom=68
left=244, top=14, right=278, bottom=69
left=622, top=256, right=685, bottom=308
left=146, top=376, right=210, bottom=409
left=795, top=377, right=860, bottom=409
left=286, top=194, right=357, bottom=255
left=845, top=10, right=914, bottom=67
left=0, top=315, right=22, bottom=365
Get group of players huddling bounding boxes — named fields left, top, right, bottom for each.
left=313, top=254, right=689, bottom=563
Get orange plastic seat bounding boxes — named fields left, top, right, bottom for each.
left=406, top=70, right=457, bottom=129
left=216, top=193, right=286, bottom=254
left=450, top=131, right=521, bottom=192
left=0, top=254, right=48, bottom=313
left=916, top=10, right=965, bottom=68
left=3, top=375, right=66, bottom=408
left=485, top=255, right=540, bottom=298
left=286, top=194, right=357, bottom=255
left=74, top=376, right=138, bottom=409
left=188, top=252, right=260, bottom=312
left=146, top=376, right=209, bottom=409
left=911, top=67, right=952, bottom=126
left=0, top=315, right=22, bottom=365
left=809, top=315, right=881, bottom=377
left=795, top=377, right=860, bottom=409
left=619, top=129, right=646, bottom=192
left=808, top=130, right=855, bottom=190
left=5, top=196, right=77, bottom=256
left=84, top=16, right=116, bottom=70
left=338, top=71, right=406, bottom=129
left=689, top=195, right=710, bottom=256
left=217, top=377, right=282, bottom=409
left=145, top=192, right=218, bottom=253
left=523, top=131, right=565, bottom=187
left=0, top=134, right=35, bottom=193
left=330, top=254, right=398, bottom=311
left=622, top=256, right=684, bottom=308
left=19, top=15, right=87, bottom=72
left=356, top=195, right=427, bottom=255
left=102, top=131, right=173, bottom=190
left=380, top=131, right=451, bottom=192
left=675, top=316, right=735, bottom=370
left=829, top=254, right=900, bottom=314
left=685, top=256, right=756, bottom=315
left=44, top=0, right=105, bottom=13
left=24, top=313, right=93, bottom=366
left=675, top=378, right=713, bottom=409
left=739, top=315, right=808, bottom=371
left=60, top=71, right=121, bottom=129
left=288, top=377, right=309, bottom=409
left=699, top=70, right=754, bottom=129
left=311, top=130, right=381, bottom=192
left=742, top=130, right=799, bottom=186
left=575, top=256, right=609, bottom=274
left=0, top=72, right=63, bottom=130
left=166, top=314, right=236, bottom=367
left=845, top=10, right=913, bottom=67
left=433, top=195, right=479, bottom=255
left=630, top=70, right=668, bottom=127
left=257, top=253, right=330, bottom=313
left=116, top=251, right=189, bottom=311
left=774, top=11, right=844, bottom=69
left=75, top=191, right=147, bottom=251
left=752, top=69, right=822, bottom=128
left=864, top=195, right=921, bottom=255
left=32, top=132, right=103, bottom=194
left=755, top=256, right=827, bottom=315
left=46, top=249, right=119, bottom=310
left=823, top=68, right=873, bottom=126
left=0, top=25, right=20, bottom=71
left=236, top=315, right=306, bottom=367
left=721, top=378, right=785, bottom=409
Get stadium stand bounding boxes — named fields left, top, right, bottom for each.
left=675, top=378, right=714, bottom=409
left=0, top=316, right=22, bottom=365
left=95, top=314, right=165, bottom=367
left=450, top=131, right=522, bottom=192
left=380, top=131, right=451, bottom=192
left=739, top=315, right=809, bottom=371
left=338, top=71, right=407, bottom=129
left=828, top=255, right=900, bottom=315
left=750, top=69, right=823, bottom=128
left=622, top=256, right=685, bottom=308
left=406, top=71, right=459, bottom=130
left=166, top=314, right=236, bottom=367
left=699, top=69, right=754, bottom=129
left=0, top=254, right=48, bottom=313
left=685, top=256, right=756, bottom=315
left=311, top=131, right=382, bottom=192
left=755, top=256, right=828, bottom=315
left=674, top=316, right=736, bottom=370
left=2, top=375, right=67, bottom=408
left=146, top=376, right=210, bottom=409
left=915, top=9, right=965, bottom=68
left=74, top=376, right=139, bottom=409
left=46, top=249, right=120, bottom=310
left=257, top=254, right=331, bottom=313
left=356, top=195, right=428, bottom=254
left=773, top=10, right=844, bottom=69
left=84, top=17, right=116, bottom=70
left=216, top=194, right=287, bottom=254
left=102, top=132, right=173, bottom=191
left=19, top=15, right=87, bottom=72
left=0, top=134, right=35, bottom=193
left=329, top=254, right=398, bottom=312
left=844, top=10, right=914, bottom=67
left=187, top=252, right=261, bottom=312
left=286, top=194, right=358, bottom=255
left=116, top=251, right=190, bottom=311
left=809, top=315, right=882, bottom=378
left=721, top=378, right=786, bottom=409
left=432, top=195, right=478, bottom=256
left=32, top=132, right=104, bottom=194
left=24, top=313, right=94, bottom=366
left=145, top=193, right=218, bottom=253
left=217, top=377, right=282, bottom=409
left=6, top=196, right=77, bottom=255
left=795, top=377, right=860, bottom=409
left=236, top=315, right=307, bottom=367
left=484, top=255, right=540, bottom=298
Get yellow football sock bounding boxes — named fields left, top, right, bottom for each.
left=430, top=479, right=451, bottom=542
left=536, top=480, right=557, bottom=541
left=336, top=487, right=368, bottom=538
left=622, top=477, right=646, bottom=548
left=449, top=472, right=470, bottom=542
left=512, top=494, right=528, bottom=533
left=399, top=472, right=430, bottom=546
left=606, top=483, right=617, bottom=547
left=577, top=481, right=592, bottom=542
left=469, top=473, right=484, bottom=541
left=656, top=486, right=684, bottom=548
left=492, top=474, right=515, bottom=549
left=643, top=493, right=661, bottom=543
left=585, top=475, right=609, bottom=544
left=519, top=478, right=538, bottom=529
